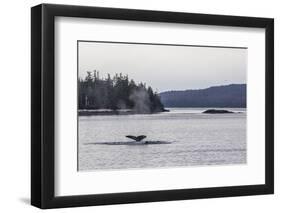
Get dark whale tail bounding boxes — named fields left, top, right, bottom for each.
left=126, top=135, right=147, bottom=142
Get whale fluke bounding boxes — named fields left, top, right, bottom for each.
left=126, top=135, right=147, bottom=142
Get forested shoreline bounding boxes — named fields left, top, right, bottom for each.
left=78, top=71, right=165, bottom=114
left=159, top=84, right=246, bottom=108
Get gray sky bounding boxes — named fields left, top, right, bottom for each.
left=78, top=41, right=247, bottom=93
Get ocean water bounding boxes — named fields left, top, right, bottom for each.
left=78, top=108, right=246, bottom=171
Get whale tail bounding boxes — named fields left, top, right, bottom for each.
left=126, top=135, right=147, bottom=142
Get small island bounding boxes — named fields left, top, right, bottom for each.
left=78, top=71, right=167, bottom=115
left=202, top=109, right=234, bottom=114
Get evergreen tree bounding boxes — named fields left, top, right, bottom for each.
left=78, top=71, right=165, bottom=113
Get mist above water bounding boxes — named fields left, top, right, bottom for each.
left=129, top=89, right=151, bottom=113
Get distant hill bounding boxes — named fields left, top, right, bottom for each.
left=159, top=84, right=246, bottom=108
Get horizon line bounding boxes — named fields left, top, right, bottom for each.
left=159, top=83, right=246, bottom=93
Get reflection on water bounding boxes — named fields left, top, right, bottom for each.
left=78, top=108, right=246, bottom=171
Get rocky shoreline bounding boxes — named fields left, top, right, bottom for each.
left=79, top=109, right=169, bottom=116
left=78, top=108, right=240, bottom=116
left=202, top=109, right=235, bottom=114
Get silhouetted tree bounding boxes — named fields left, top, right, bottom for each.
left=78, top=71, right=165, bottom=113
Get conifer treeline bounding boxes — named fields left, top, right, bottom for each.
left=78, top=71, right=165, bottom=113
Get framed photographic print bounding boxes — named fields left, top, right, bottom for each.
left=31, top=3, right=274, bottom=209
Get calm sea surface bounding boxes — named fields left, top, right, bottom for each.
left=78, top=108, right=246, bottom=171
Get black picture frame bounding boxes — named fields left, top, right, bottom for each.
left=31, top=3, right=274, bottom=209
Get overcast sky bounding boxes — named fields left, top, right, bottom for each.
left=78, top=41, right=247, bottom=93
